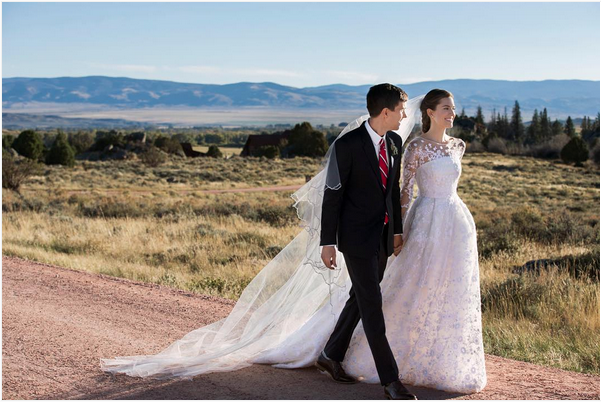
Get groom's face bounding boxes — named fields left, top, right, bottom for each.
left=386, top=101, right=407, bottom=131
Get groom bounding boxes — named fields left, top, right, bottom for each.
left=318, top=84, right=416, bottom=400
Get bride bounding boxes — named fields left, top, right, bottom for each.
left=101, top=89, right=487, bottom=395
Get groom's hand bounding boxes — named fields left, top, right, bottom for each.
left=393, top=236, right=403, bottom=256
left=321, top=246, right=337, bottom=269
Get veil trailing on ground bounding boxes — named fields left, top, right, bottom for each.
left=100, top=95, right=424, bottom=379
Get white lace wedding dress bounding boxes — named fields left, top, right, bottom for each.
left=101, top=132, right=487, bottom=394
left=255, top=136, right=487, bottom=393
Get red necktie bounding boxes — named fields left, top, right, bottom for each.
left=379, top=138, right=389, bottom=224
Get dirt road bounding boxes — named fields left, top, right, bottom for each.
left=2, top=255, right=599, bottom=400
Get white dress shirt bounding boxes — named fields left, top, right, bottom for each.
left=365, top=119, right=389, bottom=163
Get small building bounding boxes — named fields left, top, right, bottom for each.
left=180, top=143, right=205, bottom=157
left=240, top=132, right=290, bottom=156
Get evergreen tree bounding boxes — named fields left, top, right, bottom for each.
left=475, top=106, right=485, bottom=125
left=540, top=108, right=550, bottom=141
left=526, top=109, right=540, bottom=145
left=487, top=110, right=496, bottom=133
left=561, top=136, right=589, bottom=166
left=286, top=122, right=328, bottom=157
left=12, top=130, right=44, bottom=161
left=551, top=119, right=563, bottom=137
left=581, top=116, right=589, bottom=132
left=502, top=107, right=510, bottom=139
left=581, top=114, right=601, bottom=146
left=564, top=116, right=576, bottom=138
left=45, top=131, right=75, bottom=167
left=474, top=106, right=486, bottom=137
left=510, top=101, right=525, bottom=143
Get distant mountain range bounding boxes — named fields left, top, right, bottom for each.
left=2, top=76, right=599, bottom=127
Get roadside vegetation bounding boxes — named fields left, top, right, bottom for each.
left=2, top=139, right=599, bottom=376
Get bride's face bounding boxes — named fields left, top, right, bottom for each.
left=428, top=97, right=456, bottom=129
left=385, top=101, right=407, bottom=131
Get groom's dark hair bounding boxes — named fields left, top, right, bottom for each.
left=366, top=84, right=408, bottom=117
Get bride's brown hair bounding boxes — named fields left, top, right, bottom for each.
left=420, top=89, right=454, bottom=133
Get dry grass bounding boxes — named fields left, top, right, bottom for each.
left=2, top=152, right=599, bottom=374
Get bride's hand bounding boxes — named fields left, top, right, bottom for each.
left=321, top=246, right=337, bottom=269
left=393, top=236, right=404, bottom=256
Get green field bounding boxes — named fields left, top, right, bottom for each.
left=2, top=152, right=599, bottom=375
left=193, top=145, right=244, bottom=157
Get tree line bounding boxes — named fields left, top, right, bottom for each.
left=451, top=102, right=599, bottom=166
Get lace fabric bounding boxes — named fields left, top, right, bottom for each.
left=400, top=136, right=466, bottom=222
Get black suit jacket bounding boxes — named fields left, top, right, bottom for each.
left=320, top=122, right=403, bottom=258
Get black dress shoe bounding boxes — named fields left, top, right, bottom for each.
left=315, top=352, right=358, bottom=384
left=384, top=380, right=417, bottom=400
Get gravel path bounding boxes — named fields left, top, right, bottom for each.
left=2, top=255, right=599, bottom=400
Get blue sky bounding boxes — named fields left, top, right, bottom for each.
left=2, top=2, right=599, bottom=87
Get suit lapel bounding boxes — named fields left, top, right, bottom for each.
left=360, top=124, right=383, bottom=188
left=385, top=134, right=397, bottom=197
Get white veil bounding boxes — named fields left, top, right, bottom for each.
left=100, top=95, right=424, bottom=379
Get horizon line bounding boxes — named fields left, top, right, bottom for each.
left=2, top=75, right=600, bottom=89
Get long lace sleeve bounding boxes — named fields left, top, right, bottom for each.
left=458, top=138, right=466, bottom=159
left=400, top=141, right=419, bottom=223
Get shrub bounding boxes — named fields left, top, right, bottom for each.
left=252, top=145, right=279, bottom=159
left=46, top=131, right=76, bottom=167
left=12, top=129, right=44, bottom=160
left=487, top=137, right=508, bottom=154
left=192, top=202, right=296, bottom=227
left=528, top=134, right=571, bottom=159
left=481, top=276, right=546, bottom=320
left=140, top=146, right=167, bottom=167
left=206, top=145, right=223, bottom=158
left=2, top=154, right=42, bottom=194
left=589, top=140, right=599, bottom=166
left=478, top=225, right=521, bottom=259
left=514, top=247, right=600, bottom=281
left=546, top=214, right=596, bottom=245
left=79, top=198, right=145, bottom=219
left=3, top=134, right=15, bottom=150
left=91, top=130, right=125, bottom=151
left=561, top=136, right=589, bottom=166
left=68, top=131, right=95, bottom=154
left=465, top=140, right=486, bottom=153
left=509, top=207, right=596, bottom=246
left=510, top=207, right=546, bottom=240
left=154, top=136, right=182, bottom=154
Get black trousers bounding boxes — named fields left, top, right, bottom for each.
left=323, top=224, right=399, bottom=385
